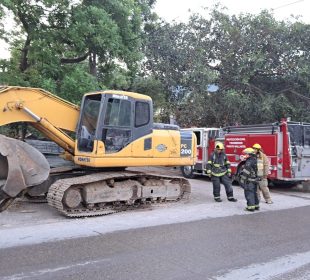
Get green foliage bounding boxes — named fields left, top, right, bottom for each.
left=0, top=0, right=155, bottom=102
left=131, top=76, right=166, bottom=110
left=144, top=18, right=217, bottom=101
left=59, top=66, right=99, bottom=104
left=143, top=7, right=310, bottom=126
left=97, top=63, right=131, bottom=90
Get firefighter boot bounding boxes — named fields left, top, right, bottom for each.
left=228, top=197, right=238, bottom=202
left=214, top=197, right=222, bottom=202
left=254, top=205, right=260, bottom=211
left=244, top=206, right=255, bottom=212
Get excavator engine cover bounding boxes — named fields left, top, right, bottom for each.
left=0, top=134, right=50, bottom=210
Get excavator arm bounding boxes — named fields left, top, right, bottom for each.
left=0, top=86, right=80, bottom=210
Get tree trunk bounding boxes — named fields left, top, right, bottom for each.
left=20, top=36, right=31, bottom=72
left=89, top=52, right=97, bottom=77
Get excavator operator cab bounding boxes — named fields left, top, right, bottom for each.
left=77, top=91, right=153, bottom=154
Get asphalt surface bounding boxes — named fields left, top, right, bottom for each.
left=0, top=167, right=310, bottom=280
left=1, top=206, right=310, bottom=280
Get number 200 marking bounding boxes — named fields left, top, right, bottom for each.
left=181, top=148, right=191, bottom=155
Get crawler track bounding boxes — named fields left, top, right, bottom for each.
left=47, top=171, right=191, bottom=217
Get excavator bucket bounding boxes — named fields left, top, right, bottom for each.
left=0, top=134, right=50, bottom=211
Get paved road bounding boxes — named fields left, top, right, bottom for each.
left=1, top=206, right=310, bottom=280
left=0, top=167, right=310, bottom=280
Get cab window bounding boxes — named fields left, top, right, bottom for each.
left=135, top=101, right=150, bottom=127
left=104, top=98, right=131, bottom=127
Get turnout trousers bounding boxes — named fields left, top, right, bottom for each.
left=244, top=182, right=259, bottom=207
left=211, top=174, right=234, bottom=199
left=257, top=178, right=272, bottom=203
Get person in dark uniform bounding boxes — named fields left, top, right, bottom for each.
left=206, top=142, right=237, bottom=203
left=239, top=147, right=260, bottom=212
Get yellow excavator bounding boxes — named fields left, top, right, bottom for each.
left=0, top=86, right=196, bottom=217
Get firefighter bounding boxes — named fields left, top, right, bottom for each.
left=252, top=143, right=273, bottom=204
left=206, top=142, right=237, bottom=202
left=239, top=148, right=260, bottom=212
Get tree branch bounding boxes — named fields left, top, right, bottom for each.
left=60, top=52, right=89, bottom=64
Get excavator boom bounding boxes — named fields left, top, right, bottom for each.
left=0, top=86, right=79, bottom=129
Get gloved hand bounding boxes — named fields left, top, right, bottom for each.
left=206, top=170, right=211, bottom=178
left=227, top=172, right=232, bottom=178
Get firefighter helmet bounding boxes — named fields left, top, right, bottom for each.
left=243, top=147, right=255, bottom=155
left=241, top=147, right=255, bottom=161
left=215, top=142, right=224, bottom=150
left=252, top=143, right=262, bottom=150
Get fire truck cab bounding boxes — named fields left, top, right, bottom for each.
left=180, top=127, right=222, bottom=178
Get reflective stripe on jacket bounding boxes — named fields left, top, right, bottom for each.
left=257, top=151, right=269, bottom=177
left=257, top=158, right=264, bottom=177
left=239, top=156, right=258, bottom=184
left=206, top=151, right=231, bottom=177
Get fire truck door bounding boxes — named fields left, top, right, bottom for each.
left=289, top=124, right=310, bottom=178
left=292, top=146, right=310, bottom=177
left=301, top=126, right=310, bottom=177
left=301, top=148, right=310, bottom=177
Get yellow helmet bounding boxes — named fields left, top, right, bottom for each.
left=252, top=143, right=261, bottom=150
left=242, top=147, right=255, bottom=155
left=215, top=142, right=224, bottom=150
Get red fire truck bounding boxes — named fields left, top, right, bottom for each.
left=181, top=119, right=310, bottom=186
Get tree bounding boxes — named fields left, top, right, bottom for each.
left=0, top=0, right=156, bottom=99
left=143, top=6, right=310, bottom=126
left=131, top=75, right=166, bottom=113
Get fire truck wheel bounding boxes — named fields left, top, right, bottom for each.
left=181, top=166, right=196, bottom=179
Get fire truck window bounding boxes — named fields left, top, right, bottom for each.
left=288, top=125, right=303, bottom=146
left=208, top=130, right=219, bottom=139
left=304, top=126, right=310, bottom=147
left=193, top=131, right=201, bottom=145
